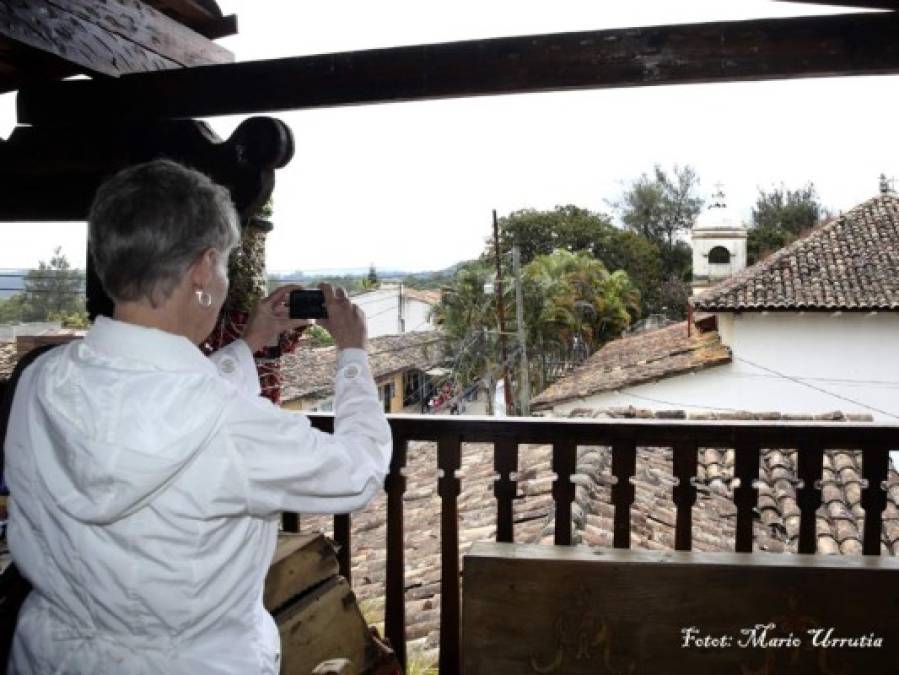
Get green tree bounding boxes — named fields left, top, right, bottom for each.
left=614, top=165, right=702, bottom=317
left=521, top=249, right=639, bottom=358
left=616, top=165, right=703, bottom=254
left=0, top=293, right=33, bottom=324
left=23, top=247, right=84, bottom=322
left=430, top=263, right=504, bottom=415
left=485, top=205, right=662, bottom=316
left=748, top=183, right=826, bottom=263
left=362, top=264, right=380, bottom=290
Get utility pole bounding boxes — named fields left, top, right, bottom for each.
left=512, top=244, right=530, bottom=416
left=398, top=282, right=405, bottom=333
left=493, top=209, right=514, bottom=416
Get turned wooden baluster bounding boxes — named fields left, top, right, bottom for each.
left=796, top=441, right=824, bottom=554
left=493, top=436, right=518, bottom=543
left=334, top=514, right=352, bottom=582
left=612, top=440, right=637, bottom=549
left=672, top=441, right=698, bottom=551
left=861, top=444, right=890, bottom=556
left=733, top=439, right=760, bottom=553
left=551, top=440, right=577, bottom=545
left=384, top=435, right=408, bottom=670
left=437, top=434, right=462, bottom=675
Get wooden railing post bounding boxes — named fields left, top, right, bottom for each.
left=612, top=439, right=637, bottom=549
left=384, top=436, right=408, bottom=670
left=551, top=440, right=577, bottom=545
left=281, top=512, right=299, bottom=533
left=672, top=441, right=698, bottom=551
left=437, top=434, right=462, bottom=675
left=493, top=437, right=518, bottom=543
left=334, top=514, right=352, bottom=582
left=796, top=442, right=824, bottom=554
left=861, top=444, right=890, bottom=556
left=733, top=439, right=760, bottom=553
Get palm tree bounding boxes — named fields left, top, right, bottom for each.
left=520, top=249, right=640, bottom=390
left=429, top=263, right=510, bottom=414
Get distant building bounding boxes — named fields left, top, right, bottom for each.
left=691, top=187, right=748, bottom=296
left=351, top=285, right=440, bottom=338
left=280, top=330, right=447, bottom=413
left=533, top=194, right=899, bottom=446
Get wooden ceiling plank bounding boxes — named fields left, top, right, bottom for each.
left=45, top=0, right=234, bottom=66
left=0, top=0, right=231, bottom=82
left=0, top=0, right=175, bottom=77
left=16, top=11, right=899, bottom=125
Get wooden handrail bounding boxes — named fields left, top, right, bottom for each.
left=299, top=413, right=899, bottom=673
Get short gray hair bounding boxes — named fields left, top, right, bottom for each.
left=88, top=159, right=240, bottom=307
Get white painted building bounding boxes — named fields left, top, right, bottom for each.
left=351, top=285, right=439, bottom=338
left=532, top=193, right=899, bottom=459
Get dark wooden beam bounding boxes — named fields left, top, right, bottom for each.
left=0, top=0, right=232, bottom=81
left=0, top=36, right=82, bottom=95
left=776, top=0, right=897, bottom=9
left=0, top=116, right=293, bottom=222
left=16, top=11, right=899, bottom=125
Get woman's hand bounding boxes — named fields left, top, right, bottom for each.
left=317, top=283, right=368, bottom=351
left=242, top=284, right=312, bottom=354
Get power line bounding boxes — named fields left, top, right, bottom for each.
left=616, top=357, right=899, bottom=420
left=732, top=355, right=899, bottom=421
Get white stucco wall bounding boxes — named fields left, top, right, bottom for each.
left=550, top=312, right=899, bottom=424
left=352, top=289, right=436, bottom=338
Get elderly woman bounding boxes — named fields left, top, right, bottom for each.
left=3, top=159, right=392, bottom=674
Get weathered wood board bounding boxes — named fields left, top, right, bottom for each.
left=264, top=533, right=388, bottom=675
left=462, top=542, right=899, bottom=675
left=264, top=533, right=339, bottom=614
left=275, top=576, right=378, bottom=675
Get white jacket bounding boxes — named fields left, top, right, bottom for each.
left=4, top=315, right=392, bottom=674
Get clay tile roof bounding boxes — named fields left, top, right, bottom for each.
left=401, top=288, right=441, bottom=306
left=0, top=341, right=15, bottom=380
left=693, top=194, right=899, bottom=312
left=530, top=322, right=731, bottom=410
left=280, top=330, right=447, bottom=402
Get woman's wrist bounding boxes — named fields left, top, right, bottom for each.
left=242, top=332, right=268, bottom=354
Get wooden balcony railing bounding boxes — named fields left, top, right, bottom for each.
left=287, top=414, right=899, bottom=674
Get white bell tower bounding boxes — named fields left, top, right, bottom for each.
left=691, top=185, right=747, bottom=296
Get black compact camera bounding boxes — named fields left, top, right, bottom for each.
left=289, top=289, right=328, bottom=319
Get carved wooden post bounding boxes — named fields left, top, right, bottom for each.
left=672, top=440, right=698, bottom=551
left=437, top=434, right=462, bottom=675
left=733, top=439, right=760, bottom=553
left=493, top=436, right=519, bottom=543
left=384, top=435, right=408, bottom=669
left=861, top=445, right=889, bottom=555
left=796, top=442, right=824, bottom=554
left=551, top=439, right=577, bottom=545
left=612, top=439, right=637, bottom=549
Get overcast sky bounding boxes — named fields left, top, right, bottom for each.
left=2, top=1, right=897, bottom=274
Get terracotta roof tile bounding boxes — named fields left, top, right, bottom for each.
left=531, top=322, right=731, bottom=410
left=280, top=330, right=447, bottom=401
left=693, top=194, right=899, bottom=312
left=302, top=409, right=895, bottom=656
left=0, top=342, right=15, bottom=380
